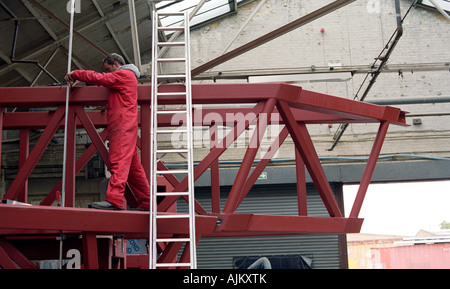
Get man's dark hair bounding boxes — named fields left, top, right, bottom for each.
left=103, top=53, right=125, bottom=66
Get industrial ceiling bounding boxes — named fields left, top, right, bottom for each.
left=0, top=0, right=248, bottom=87
left=0, top=0, right=155, bottom=87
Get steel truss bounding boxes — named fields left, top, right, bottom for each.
left=0, top=83, right=407, bottom=268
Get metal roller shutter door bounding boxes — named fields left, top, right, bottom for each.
left=179, top=183, right=343, bottom=269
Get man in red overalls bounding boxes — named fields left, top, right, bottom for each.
left=65, top=53, right=150, bottom=210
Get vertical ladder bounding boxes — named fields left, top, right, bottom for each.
left=150, top=11, right=196, bottom=269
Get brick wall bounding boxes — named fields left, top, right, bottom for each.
left=184, top=0, right=450, bottom=161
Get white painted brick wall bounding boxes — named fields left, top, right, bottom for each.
left=183, top=0, right=450, bottom=160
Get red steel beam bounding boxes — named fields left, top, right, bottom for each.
left=215, top=214, right=363, bottom=235
left=0, top=243, right=17, bottom=269
left=235, top=126, right=290, bottom=209
left=295, top=148, right=308, bottom=216
left=3, top=106, right=65, bottom=201
left=1, top=237, right=121, bottom=269
left=156, top=101, right=265, bottom=213
left=82, top=232, right=99, bottom=269
left=209, top=125, right=221, bottom=214
left=127, top=254, right=148, bottom=269
left=18, top=130, right=29, bottom=203
left=0, top=84, right=407, bottom=125
left=0, top=204, right=363, bottom=237
left=277, top=100, right=343, bottom=217
left=40, top=129, right=108, bottom=206
left=0, top=238, right=38, bottom=269
left=350, top=121, right=390, bottom=218
left=0, top=107, right=3, bottom=187
left=0, top=83, right=296, bottom=107
left=288, top=89, right=407, bottom=126
left=223, top=98, right=277, bottom=214
left=0, top=204, right=217, bottom=236
left=0, top=107, right=380, bottom=131
left=64, top=107, right=77, bottom=207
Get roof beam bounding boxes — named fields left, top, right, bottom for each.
left=128, top=0, right=142, bottom=71
left=27, top=0, right=109, bottom=57
left=21, top=0, right=58, bottom=41
left=92, top=0, right=132, bottom=63
left=0, top=1, right=141, bottom=78
left=193, top=62, right=450, bottom=81
left=0, top=48, right=34, bottom=85
left=191, top=0, right=357, bottom=76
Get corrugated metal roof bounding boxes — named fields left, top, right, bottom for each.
left=0, top=0, right=153, bottom=87
left=0, top=0, right=253, bottom=87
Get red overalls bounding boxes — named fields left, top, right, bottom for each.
left=72, top=68, right=150, bottom=210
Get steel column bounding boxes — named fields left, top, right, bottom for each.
left=295, top=146, right=308, bottom=216
left=0, top=107, right=2, bottom=182
left=82, top=232, right=99, bottom=269
left=63, top=107, right=77, bottom=207
left=140, top=103, right=151, bottom=180
left=18, top=129, right=29, bottom=203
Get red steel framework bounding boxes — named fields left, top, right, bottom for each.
left=0, top=83, right=407, bottom=268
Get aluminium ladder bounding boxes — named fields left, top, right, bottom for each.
left=149, top=11, right=196, bottom=269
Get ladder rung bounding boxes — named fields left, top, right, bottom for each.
left=157, top=170, right=188, bottom=174
left=157, top=58, right=186, bottom=62
left=158, top=42, right=185, bottom=47
left=157, top=92, right=186, bottom=97
left=158, top=74, right=186, bottom=79
left=157, top=149, right=188, bottom=154
left=157, top=110, right=187, bottom=115
left=156, top=192, right=190, bottom=196
left=157, top=12, right=185, bottom=16
left=156, top=263, right=192, bottom=268
left=158, top=26, right=184, bottom=31
left=156, top=214, right=190, bottom=219
left=157, top=238, right=191, bottom=242
left=156, top=129, right=187, bottom=134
